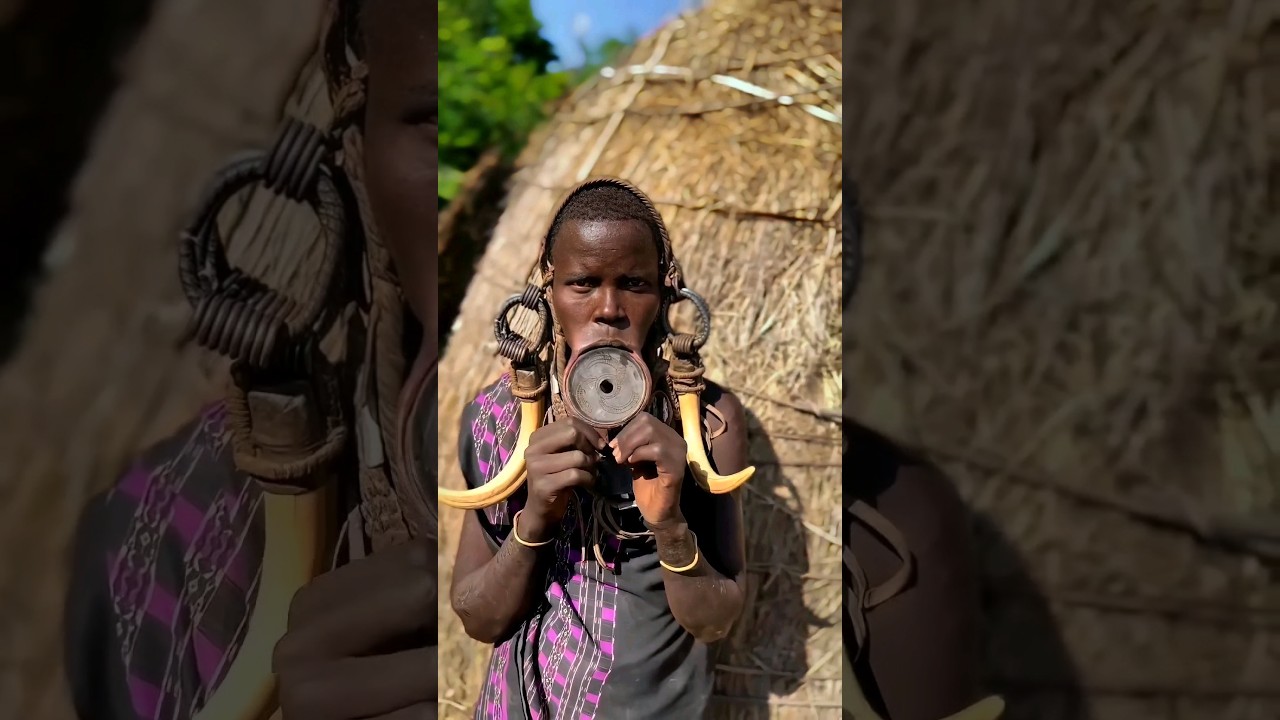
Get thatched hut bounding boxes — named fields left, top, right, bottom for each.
left=436, top=0, right=843, bottom=717
left=846, top=1, right=1279, bottom=718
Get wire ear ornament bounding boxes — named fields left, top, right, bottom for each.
left=182, top=118, right=347, bottom=720
left=663, top=287, right=755, bottom=494
left=438, top=286, right=550, bottom=510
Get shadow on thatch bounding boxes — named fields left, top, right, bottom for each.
left=972, top=512, right=1088, bottom=720
left=708, top=405, right=828, bottom=719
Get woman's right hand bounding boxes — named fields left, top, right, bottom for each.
left=520, top=417, right=603, bottom=541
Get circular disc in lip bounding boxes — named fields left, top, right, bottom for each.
left=562, top=345, right=652, bottom=430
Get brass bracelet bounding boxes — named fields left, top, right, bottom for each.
left=511, top=509, right=553, bottom=548
left=658, top=529, right=700, bottom=573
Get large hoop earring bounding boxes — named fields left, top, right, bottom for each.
left=662, top=287, right=754, bottom=494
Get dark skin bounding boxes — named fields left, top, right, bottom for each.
left=450, top=219, right=748, bottom=645
left=272, top=2, right=437, bottom=718
left=848, top=426, right=985, bottom=720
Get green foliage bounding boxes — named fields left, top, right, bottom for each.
left=437, top=0, right=638, bottom=202
left=439, top=0, right=569, bottom=185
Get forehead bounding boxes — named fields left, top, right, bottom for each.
left=552, top=220, right=659, bottom=266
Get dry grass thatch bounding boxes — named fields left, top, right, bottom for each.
left=436, top=0, right=843, bottom=717
left=846, top=1, right=1279, bottom=718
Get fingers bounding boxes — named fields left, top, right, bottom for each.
left=529, top=418, right=604, bottom=457
left=620, top=444, right=661, bottom=479
left=610, top=412, right=661, bottom=466
left=525, top=448, right=596, bottom=480
left=278, top=646, right=436, bottom=720
left=611, top=413, right=685, bottom=477
left=277, top=539, right=436, bottom=664
left=541, top=467, right=596, bottom=491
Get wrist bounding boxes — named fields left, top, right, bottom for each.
left=513, top=509, right=556, bottom=545
left=649, top=517, right=697, bottom=569
left=644, top=511, right=687, bottom=536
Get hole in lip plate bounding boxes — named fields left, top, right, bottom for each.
left=600, top=379, right=614, bottom=394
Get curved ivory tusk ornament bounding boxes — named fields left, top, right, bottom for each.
left=438, top=396, right=545, bottom=509
left=194, top=487, right=331, bottom=720
left=677, top=392, right=754, bottom=493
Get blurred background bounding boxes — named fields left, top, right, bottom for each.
left=846, top=2, right=1278, bottom=719
left=1, top=0, right=843, bottom=718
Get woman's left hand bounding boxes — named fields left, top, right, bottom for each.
left=610, top=411, right=687, bottom=527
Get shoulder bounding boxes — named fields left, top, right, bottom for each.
left=702, top=379, right=746, bottom=428
left=700, top=379, right=748, bottom=445
left=881, top=462, right=971, bottom=560
left=456, top=375, right=521, bottom=488
left=849, top=423, right=970, bottom=553
left=76, top=401, right=263, bottom=616
left=66, top=401, right=256, bottom=714
left=97, top=401, right=242, bottom=516
left=455, top=371, right=514, bottom=427
left=700, top=379, right=750, bottom=475
left=456, top=374, right=518, bottom=443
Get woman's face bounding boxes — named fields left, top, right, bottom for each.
left=360, top=0, right=438, bottom=347
left=548, top=219, right=664, bottom=358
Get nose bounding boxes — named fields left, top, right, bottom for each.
left=594, top=288, right=626, bottom=326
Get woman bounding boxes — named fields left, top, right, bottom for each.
left=62, top=1, right=437, bottom=718
left=449, top=178, right=750, bottom=718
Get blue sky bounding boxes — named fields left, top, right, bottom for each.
left=531, top=0, right=701, bottom=69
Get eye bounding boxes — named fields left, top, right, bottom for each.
left=623, top=277, right=652, bottom=290
left=564, top=276, right=595, bottom=289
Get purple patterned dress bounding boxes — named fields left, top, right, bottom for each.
left=63, top=403, right=272, bottom=720
left=457, top=375, right=718, bottom=719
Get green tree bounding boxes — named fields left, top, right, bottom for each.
left=439, top=0, right=569, bottom=200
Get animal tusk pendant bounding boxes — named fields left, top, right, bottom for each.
left=438, top=396, right=545, bottom=509
left=194, top=486, right=331, bottom=720
left=676, top=391, right=754, bottom=493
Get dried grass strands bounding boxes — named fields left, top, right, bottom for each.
left=846, top=0, right=1279, bottom=716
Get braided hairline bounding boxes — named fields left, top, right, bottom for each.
left=537, top=178, right=683, bottom=295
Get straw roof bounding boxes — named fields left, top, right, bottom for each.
left=436, top=0, right=843, bottom=716
left=846, top=0, right=1279, bottom=716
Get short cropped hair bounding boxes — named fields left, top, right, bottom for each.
left=543, top=184, right=664, bottom=269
